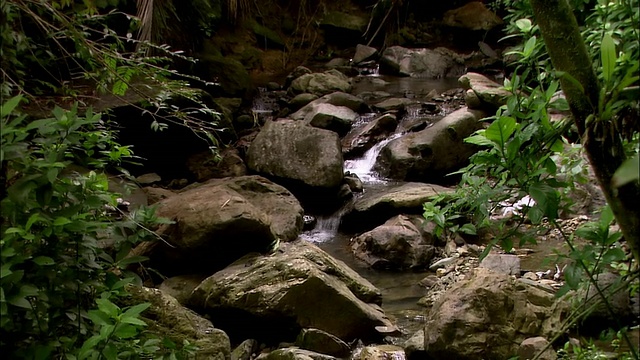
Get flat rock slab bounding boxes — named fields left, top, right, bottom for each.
left=480, top=253, right=521, bottom=276
left=341, top=182, right=453, bottom=232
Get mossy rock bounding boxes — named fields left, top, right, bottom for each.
left=248, top=21, right=286, bottom=50
left=197, top=55, right=253, bottom=98
left=121, top=286, right=231, bottom=360
left=319, top=11, right=367, bottom=33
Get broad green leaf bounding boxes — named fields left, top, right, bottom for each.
left=8, top=295, right=31, bottom=309
left=4, top=227, right=23, bottom=235
left=527, top=205, right=544, bottom=224
left=563, top=263, right=582, bottom=289
left=599, top=205, right=615, bottom=228
left=606, top=232, right=623, bottom=246
left=122, top=302, right=150, bottom=318
left=523, top=36, right=537, bottom=58
left=465, top=133, right=495, bottom=147
left=87, top=309, right=111, bottom=326
left=612, top=153, right=639, bottom=187
left=529, top=182, right=559, bottom=221
left=575, top=224, right=603, bottom=243
left=121, top=316, right=147, bottom=326
left=33, top=256, right=55, bottom=266
left=601, top=33, right=616, bottom=84
left=458, top=223, right=477, bottom=235
left=0, top=95, right=23, bottom=118
left=78, top=335, right=102, bottom=360
left=0, top=264, right=13, bottom=278
left=113, top=323, right=138, bottom=338
left=602, top=247, right=626, bottom=264
left=25, top=213, right=40, bottom=231
left=102, top=343, right=118, bottom=360
left=1, top=247, right=16, bottom=257
left=515, top=18, right=532, bottom=33
left=96, top=298, right=120, bottom=318
left=53, top=217, right=72, bottom=226
left=20, top=284, right=39, bottom=297
left=485, top=116, right=517, bottom=145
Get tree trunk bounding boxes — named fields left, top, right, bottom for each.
left=530, top=0, right=640, bottom=263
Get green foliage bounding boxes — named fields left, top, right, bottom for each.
left=0, top=96, right=191, bottom=358
left=426, top=0, right=639, bottom=356
left=422, top=195, right=477, bottom=241
left=1, top=0, right=223, bottom=155
left=557, top=327, right=639, bottom=360
left=558, top=205, right=629, bottom=295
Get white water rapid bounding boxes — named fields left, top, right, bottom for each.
left=344, top=132, right=403, bottom=184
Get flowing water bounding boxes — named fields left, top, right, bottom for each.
left=344, top=133, right=404, bottom=184
left=255, top=73, right=462, bottom=342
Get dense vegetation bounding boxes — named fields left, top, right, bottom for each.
left=1, top=0, right=219, bottom=358
left=424, top=0, right=639, bottom=357
left=1, top=0, right=638, bottom=358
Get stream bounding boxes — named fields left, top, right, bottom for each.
left=257, top=72, right=467, bottom=342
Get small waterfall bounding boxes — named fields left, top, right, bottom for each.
left=300, top=203, right=352, bottom=244
left=251, top=87, right=277, bottom=123
left=344, top=133, right=403, bottom=184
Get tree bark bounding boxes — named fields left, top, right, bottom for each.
left=530, top=0, right=640, bottom=263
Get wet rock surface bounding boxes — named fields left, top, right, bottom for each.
left=341, top=182, right=453, bottom=232
left=247, top=120, right=344, bottom=189
left=133, top=175, right=303, bottom=275
left=189, top=241, right=394, bottom=343
left=351, top=215, right=437, bottom=270
left=375, top=106, right=488, bottom=182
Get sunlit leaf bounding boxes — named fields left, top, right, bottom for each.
left=485, top=116, right=517, bottom=146
left=1, top=95, right=23, bottom=118
left=515, top=18, right=533, bottom=33
left=601, top=33, right=617, bottom=84
left=612, top=153, right=639, bottom=187
left=523, top=36, right=537, bottom=58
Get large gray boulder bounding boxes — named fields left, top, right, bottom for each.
left=379, top=46, right=466, bottom=78
left=423, top=268, right=569, bottom=360
left=573, top=272, right=632, bottom=331
left=290, top=92, right=370, bottom=121
left=353, top=44, right=379, bottom=65
left=289, top=71, right=352, bottom=96
left=459, top=72, right=512, bottom=110
left=133, top=176, right=303, bottom=275
left=247, top=120, right=344, bottom=189
left=376, top=107, right=488, bottom=182
left=351, top=215, right=436, bottom=270
left=297, top=103, right=358, bottom=136
left=341, top=182, right=453, bottom=232
left=189, top=241, right=394, bottom=343
left=121, top=286, right=231, bottom=360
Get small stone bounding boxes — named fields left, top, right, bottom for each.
left=436, top=267, right=450, bottom=277
left=136, top=173, right=161, bottom=185
left=518, top=337, right=557, bottom=360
